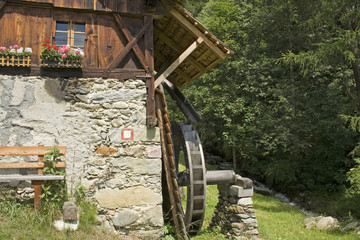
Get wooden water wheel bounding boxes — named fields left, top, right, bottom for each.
left=172, top=122, right=207, bottom=235
left=157, top=84, right=236, bottom=238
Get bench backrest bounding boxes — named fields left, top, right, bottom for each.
left=0, top=146, right=66, bottom=169
left=0, top=146, right=66, bottom=156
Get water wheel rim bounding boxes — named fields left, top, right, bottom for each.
left=172, top=122, right=207, bottom=235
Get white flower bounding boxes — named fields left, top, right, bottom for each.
left=10, top=49, right=16, bottom=53
left=17, top=47, right=24, bottom=54
left=25, top=47, right=32, bottom=53
left=66, top=44, right=71, bottom=49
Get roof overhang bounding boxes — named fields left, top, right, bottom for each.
left=154, top=4, right=233, bottom=88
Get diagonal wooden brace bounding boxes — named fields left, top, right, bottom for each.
left=154, top=37, right=203, bottom=88
left=112, top=13, right=151, bottom=75
left=102, top=21, right=151, bottom=78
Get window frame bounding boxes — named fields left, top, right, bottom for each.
left=54, top=21, right=85, bottom=51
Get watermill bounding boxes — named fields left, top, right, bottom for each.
left=156, top=80, right=236, bottom=239
left=151, top=5, right=234, bottom=238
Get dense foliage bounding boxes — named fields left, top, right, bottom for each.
left=180, top=0, right=360, bottom=196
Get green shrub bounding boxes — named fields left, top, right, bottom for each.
left=41, top=146, right=67, bottom=207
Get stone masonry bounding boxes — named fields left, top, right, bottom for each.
left=210, top=175, right=262, bottom=240
left=0, top=75, right=163, bottom=238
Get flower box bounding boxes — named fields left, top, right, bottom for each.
left=40, top=40, right=83, bottom=68
left=41, top=60, right=82, bottom=68
left=0, top=45, right=32, bottom=67
left=0, top=55, right=31, bottom=67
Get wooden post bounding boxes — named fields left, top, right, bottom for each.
left=144, top=15, right=157, bottom=128
left=33, top=180, right=44, bottom=210
left=34, top=145, right=44, bottom=210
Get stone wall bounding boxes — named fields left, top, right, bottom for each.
left=210, top=176, right=261, bottom=240
left=0, top=75, right=163, bottom=238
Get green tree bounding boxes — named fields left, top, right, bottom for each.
left=181, top=0, right=356, bottom=194
left=184, top=0, right=209, bottom=17
left=280, top=0, right=360, bottom=193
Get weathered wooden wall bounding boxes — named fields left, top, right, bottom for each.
left=0, top=5, right=146, bottom=69
left=16, top=0, right=147, bottom=14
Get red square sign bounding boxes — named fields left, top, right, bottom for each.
left=121, top=128, right=134, bottom=140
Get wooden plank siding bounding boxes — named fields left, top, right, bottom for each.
left=0, top=4, right=147, bottom=72
left=12, top=0, right=149, bottom=13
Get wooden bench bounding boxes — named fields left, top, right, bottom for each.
left=0, top=146, right=66, bottom=209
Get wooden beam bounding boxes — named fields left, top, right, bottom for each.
left=155, top=53, right=192, bottom=83
left=155, top=37, right=203, bottom=88
left=112, top=13, right=150, bottom=75
left=162, top=80, right=202, bottom=123
left=144, top=15, right=157, bottom=128
left=0, top=66, right=147, bottom=79
left=169, top=9, right=228, bottom=60
left=154, top=29, right=183, bottom=53
left=0, top=162, right=66, bottom=169
left=0, top=146, right=66, bottom=155
left=155, top=90, right=188, bottom=240
left=0, top=1, right=6, bottom=12
left=102, top=21, right=151, bottom=78
left=159, top=0, right=175, bottom=11
left=154, top=28, right=207, bottom=72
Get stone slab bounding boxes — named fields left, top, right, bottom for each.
left=230, top=185, right=254, bottom=197
left=96, top=146, right=118, bottom=156
left=112, top=157, right=161, bottom=175
left=63, top=201, right=79, bottom=221
left=143, top=205, right=164, bottom=226
left=237, top=197, right=253, bottom=206
left=95, top=186, right=162, bottom=209
left=113, top=210, right=139, bottom=228
left=145, top=146, right=162, bottom=158
left=235, top=176, right=253, bottom=189
left=89, top=89, right=146, bottom=103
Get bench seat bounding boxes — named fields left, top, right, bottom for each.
left=0, top=174, right=65, bottom=181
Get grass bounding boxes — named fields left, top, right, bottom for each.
left=1, top=172, right=359, bottom=240
left=307, top=192, right=360, bottom=220
left=0, top=199, right=116, bottom=240
left=254, top=193, right=360, bottom=240
left=188, top=190, right=360, bottom=240
left=1, top=190, right=359, bottom=240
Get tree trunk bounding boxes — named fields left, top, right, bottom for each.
left=352, top=60, right=360, bottom=92
left=233, top=147, right=237, bottom=171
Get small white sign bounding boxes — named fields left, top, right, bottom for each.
left=123, top=130, right=132, bottom=138
left=121, top=128, right=134, bottom=140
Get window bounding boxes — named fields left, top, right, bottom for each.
left=55, top=22, right=85, bottom=51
